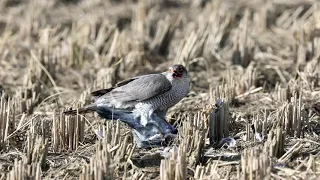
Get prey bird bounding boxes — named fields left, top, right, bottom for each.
left=64, top=64, right=190, bottom=147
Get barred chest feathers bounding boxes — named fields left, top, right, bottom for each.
left=143, top=77, right=190, bottom=110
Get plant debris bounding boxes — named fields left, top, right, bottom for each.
left=0, top=0, right=320, bottom=179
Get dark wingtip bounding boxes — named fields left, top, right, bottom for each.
left=62, top=106, right=95, bottom=115
left=62, top=108, right=78, bottom=115
left=91, top=88, right=114, bottom=97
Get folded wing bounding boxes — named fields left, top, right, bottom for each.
left=93, top=74, right=172, bottom=105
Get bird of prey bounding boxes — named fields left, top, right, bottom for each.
left=64, top=64, right=190, bottom=147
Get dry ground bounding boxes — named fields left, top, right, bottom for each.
left=0, top=0, right=320, bottom=179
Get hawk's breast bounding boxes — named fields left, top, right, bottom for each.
left=143, top=78, right=190, bottom=110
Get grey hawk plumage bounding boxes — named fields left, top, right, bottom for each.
left=64, top=64, right=190, bottom=148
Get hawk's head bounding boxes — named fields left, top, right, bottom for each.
left=169, top=64, right=188, bottom=79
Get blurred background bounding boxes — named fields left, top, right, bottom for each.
left=0, top=0, right=320, bottom=179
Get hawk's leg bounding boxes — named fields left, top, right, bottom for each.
left=149, top=111, right=177, bottom=134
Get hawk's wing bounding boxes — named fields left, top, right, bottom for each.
left=92, top=73, right=172, bottom=103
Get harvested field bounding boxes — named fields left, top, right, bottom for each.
left=0, top=0, right=320, bottom=179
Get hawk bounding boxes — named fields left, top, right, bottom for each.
left=64, top=64, right=190, bottom=147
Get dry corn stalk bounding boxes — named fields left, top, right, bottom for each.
left=273, top=83, right=291, bottom=102
left=254, top=110, right=268, bottom=139
left=231, top=9, right=255, bottom=68
left=225, top=62, right=259, bottom=97
left=132, top=0, right=147, bottom=39
left=194, top=160, right=240, bottom=179
left=52, top=112, right=85, bottom=152
left=0, top=0, right=320, bottom=179
left=79, top=121, right=133, bottom=180
left=95, top=66, right=117, bottom=90
left=26, top=131, right=48, bottom=170
left=18, top=49, right=60, bottom=114
left=160, top=142, right=187, bottom=180
left=264, top=127, right=285, bottom=158
left=0, top=94, right=16, bottom=149
left=98, top=121, right=133, bottom=163
left=247, top=111, right=269, bottom=142
left=79, top=141, right=115, bottom=180
left=209, top=99, right=230, bottom=144
left=15, top=87, right=38, bottom=115
left=241, top=146, right=272, bottom=180
left=283, top=92, right=307, bottom=138
left=179, top=112, right=206, bottom=167
left=174, top=30, right=206, bottom=67
left=150, top=16, right=179, bottom=55
left=210, top=79, right=236, bottom=104
left=278, top=141, right=303, bottom=163
left=6, top=157, right=41, bottom=180
left=194, top=162, right=220, bottom=179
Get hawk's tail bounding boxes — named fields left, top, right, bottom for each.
left=63, top=105, right=97, bottom=115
